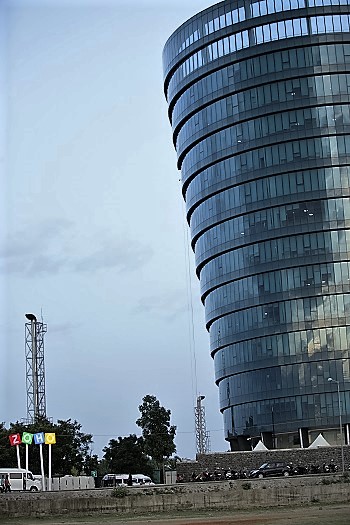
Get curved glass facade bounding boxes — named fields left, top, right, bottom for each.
left=163, top=0, right=350, bottom=450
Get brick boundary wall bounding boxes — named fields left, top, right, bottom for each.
left=177, top=445, right=350, bottom=480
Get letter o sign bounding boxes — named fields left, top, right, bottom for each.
left=22, top=432, right=33, bottom=445
left=45, top=433, right=56, bottom=445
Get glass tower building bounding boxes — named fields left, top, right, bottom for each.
left=163, top=0, right=350, bottom=450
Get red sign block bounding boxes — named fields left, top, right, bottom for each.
left=9, top=433, right=22, bottom=446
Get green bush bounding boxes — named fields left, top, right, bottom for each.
left=242, top=481, right=252, bottom=490
left=321, top=478, right=331, bottom=485
left=111, top=486, right=128, bottom=498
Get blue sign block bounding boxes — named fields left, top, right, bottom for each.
left=34, top=432, right=45, bottom=445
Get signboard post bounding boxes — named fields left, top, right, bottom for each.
left=34, top=432, right=46, bottom=491
left=44, top=433, right=56, bottom=491
left=22, top=432, right=34, bottom=489
left=9, top=433, right=22, bottom=468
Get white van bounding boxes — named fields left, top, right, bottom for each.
left=102, top=473, right=154, bottom=487
left=0, top=468, right=42, bottom=492
left=133, top=474, right=154, bottom=486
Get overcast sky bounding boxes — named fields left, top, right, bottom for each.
left=0, top=0, right=228, bottom=461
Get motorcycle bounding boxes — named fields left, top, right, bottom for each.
left=329, top=460, right=339, bottom=473
left=238, top=468, right=249, bottom=479
left=309, top=464, right=322, bottom=474
left=225, top=468, right=239, bottom=480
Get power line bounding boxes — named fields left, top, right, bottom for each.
left=181, top=198, right=198, bottom=403
left=180, top=194, right=211, bottom=454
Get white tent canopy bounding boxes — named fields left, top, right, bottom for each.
left=308, top=433, right=331, bottom=448
left=253, top=440, right=269, bottom=451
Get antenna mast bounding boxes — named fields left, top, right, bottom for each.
left=195, top=395, right=210, bottom=454
left=25, top=313, right=47, bottom=422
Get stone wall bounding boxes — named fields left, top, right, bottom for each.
left=0, top=476, right=349, bottom=519
left=177, top=445, right=350, bottom=480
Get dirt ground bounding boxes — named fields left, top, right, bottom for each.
left=2, top=504, right=350, bottom=525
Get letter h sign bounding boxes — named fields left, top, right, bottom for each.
left=34, top=432, right=45, bottom=445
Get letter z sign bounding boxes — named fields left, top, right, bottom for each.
left=9, top=433, right=22, bottom=446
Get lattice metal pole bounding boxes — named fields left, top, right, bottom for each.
left=25, top=313, right=47, bottom=423
left=195, top=395, right=210, bottom=454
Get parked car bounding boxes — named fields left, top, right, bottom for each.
left=249, top=462, right=292, bottom=479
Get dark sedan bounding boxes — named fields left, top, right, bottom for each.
left=249, top=462, right=292, bottom=478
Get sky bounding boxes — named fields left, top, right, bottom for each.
left=0, top=0, right=229, bottom=461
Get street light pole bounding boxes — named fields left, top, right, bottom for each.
left=328, top=377, right=345, bottom=474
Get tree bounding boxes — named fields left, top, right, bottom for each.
left=53, top=418, right=93, bottom=475
left=103, top=434, right=152, bottom=476
left=83, top=453, right=99, bottom=477
left=1, top=418, right=93, bottom=476
left=136, top=395, right=176, bottom=482
left=0, top=422, right=15, bottom=466
left=165, top=455, right=181, bottom=471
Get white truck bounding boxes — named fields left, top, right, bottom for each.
left=0, top=468, right=42, bottom=492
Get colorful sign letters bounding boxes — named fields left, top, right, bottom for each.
left=9, top=432, right=56, bottom=446
left=8, top=431, right=56, bottom=492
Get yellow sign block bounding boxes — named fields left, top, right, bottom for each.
left=45, top=433, right=56, bottom=444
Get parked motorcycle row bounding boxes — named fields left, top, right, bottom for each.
left=286, top=461, right=340, bottom=475
left=190, top=468, right=250, bottom=482
left=188, top=460, right=347, bottom=482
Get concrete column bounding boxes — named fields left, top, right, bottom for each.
left=261, top=431, right=274, bottom=449
left=299, top=428, right=310, bottom=448
left=299, top=428, right=304, bottom=448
